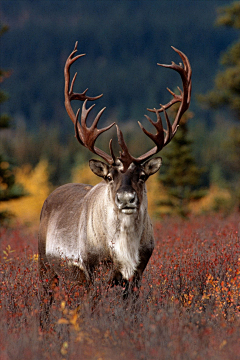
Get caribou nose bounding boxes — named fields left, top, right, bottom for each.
left=115, top=191, right=138, bottom=214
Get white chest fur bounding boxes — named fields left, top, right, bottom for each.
left=106, top=203, right=146, bottom=280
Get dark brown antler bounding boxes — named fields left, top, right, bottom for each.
left=116, top=46, right=192, bottom=170
left=64, top=42, right=115, bottom=164
left=153, top=46, right=192, bottom=143
left=65, top=43, right=191, bottom=172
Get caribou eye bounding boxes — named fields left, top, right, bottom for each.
left=139, top=172, right=146, bottom=182
left=106, top=174, right=113, bottom=182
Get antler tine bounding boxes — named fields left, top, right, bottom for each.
left=74, top=107, right=83, bottom=145
left=134, top=46, right=192, bottom=163
left=109, top=139, right=116, bottom=164
left=137, top=109, right=172, bottom=158
left=66, top=41, right=103, bottom=102
left=155, top=46, right=192, bottom=130
left=65, top=43, right=116, bottom=165
left=75, top=100, right=115, bottom=164
left=64, top=42, right=103, bottom=125
left=116, top=125, right=134, bottom=171
left=80, top=100, right=96, bottom=129
left=116, top=109, right=169, bottom=170
left=139, top=112, right=165, bottom=150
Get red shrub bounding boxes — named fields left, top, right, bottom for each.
left=0, top=213, right=239, bottom=359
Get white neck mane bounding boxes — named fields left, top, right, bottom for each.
left=88, top=183, right=147, bottom=280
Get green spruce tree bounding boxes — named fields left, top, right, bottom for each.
left=199, top=2, right=240, bottom=113
left=159, top=112, right=205, bottom=217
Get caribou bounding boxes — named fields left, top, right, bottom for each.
left=38, top=42, right=192, bottom=305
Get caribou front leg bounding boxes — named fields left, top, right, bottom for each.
left=126, top=245, right=154, bottom=301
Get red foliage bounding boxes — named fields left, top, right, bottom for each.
left=150, top=213, right=240, bottom=316
left=0, top=213, right=239, bottom=359
left=0, top=226, right=37, bottom=258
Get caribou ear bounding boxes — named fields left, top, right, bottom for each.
left=89, top=159, right=110, bottom=178
left=143, top=157, right=162, bottom=177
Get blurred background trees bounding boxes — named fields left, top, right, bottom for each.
left=158, top=110, right=206, bottom=217
left=0, top=25, right=25, bottom=224
left=0, top=25, right=11, bottom=130
left=0, top=0, right=239, bottom=225
left=199, top=2, right=240, bottom=113
left=199, top=1, right=240, bottom=209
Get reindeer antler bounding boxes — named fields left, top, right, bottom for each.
left=64, top=43, right=192, bottom=172
left=64, top=42, right=116, bottom=165
left=115, top=46, right=192, bottom=171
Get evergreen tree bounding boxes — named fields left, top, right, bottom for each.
left=159, top=111, right=205, bottom=217
left=198, top=1, right=240, bottom=209
left=0, top=25, right=25, bottom=223
left=198, top=2, right=240, bottom=114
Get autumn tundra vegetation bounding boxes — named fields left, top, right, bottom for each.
left=0, top=213, right=239, bottom=359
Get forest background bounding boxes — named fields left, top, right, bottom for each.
left=0, top=0, right=240, bottom=226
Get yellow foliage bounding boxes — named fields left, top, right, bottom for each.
left=2, top=245, right=15, bottom=262
left=189, top=185, right=232, bottom=214
left=71, top=162, right=101, bottom=186
left=146, top=175, right=159, bottom=218
left=148, top=181, right=233, bottom=217
left=146, top=175, right=168, bottom=218
left=0, top=160, right=51, bottom=227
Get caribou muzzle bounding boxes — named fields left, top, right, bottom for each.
left=115, top=189, right=138, bottom=214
